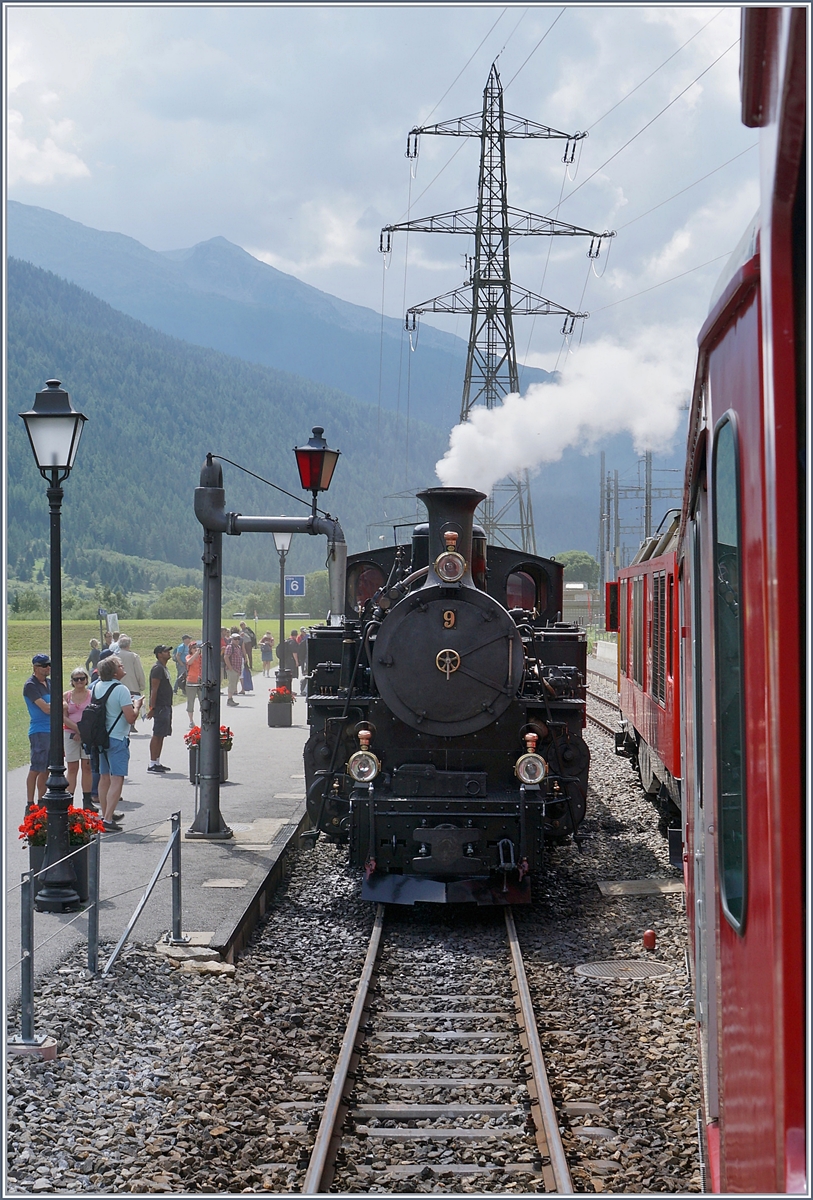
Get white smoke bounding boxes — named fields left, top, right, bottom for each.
left=435, top=326, right=693, bottom=493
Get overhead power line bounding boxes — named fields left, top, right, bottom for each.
left=590, top=250, right=733, bottom=311
left=617, top=143, right=758, bottom=230
left=504, top=8, right=567, bottom=89
left=586, top=8, right=725, bottom=131
left=551, top=37, right=741, bottom=213
left=422, top=7, right=508, bottom=126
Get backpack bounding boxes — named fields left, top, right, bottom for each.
left=76, top=681, right=120, bottom=750
left=245, top=628, right=257, bottom=648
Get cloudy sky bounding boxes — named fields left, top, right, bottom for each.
left=7, top=2, right=757, bottom=381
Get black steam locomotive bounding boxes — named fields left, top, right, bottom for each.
left=302, top=487, right=589, bottom=903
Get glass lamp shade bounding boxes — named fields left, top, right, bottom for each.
left=273, top=529, right=293, bottom=554
left=294, top=427, right=340, bottom=493
left=19, top=380, right=86, bottom=474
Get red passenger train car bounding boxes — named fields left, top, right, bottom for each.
left=608, top=8, right=806, bottom=1191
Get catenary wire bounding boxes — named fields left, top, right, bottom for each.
left=585, top=8, right=725, bottom=131
left=550, top=37, right=741, bottom=213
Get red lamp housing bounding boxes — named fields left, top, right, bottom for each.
left=294, top=427, right=340, bottom=497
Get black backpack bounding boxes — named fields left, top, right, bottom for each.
left=77, top=682, right=120, bottom=750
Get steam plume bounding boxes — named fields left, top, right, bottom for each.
left=435, top=327, right=692, bottom=493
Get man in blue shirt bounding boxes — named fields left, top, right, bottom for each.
left=23, top=653, right=51, bottom=812
left=173, top=635, right=192, bottom=694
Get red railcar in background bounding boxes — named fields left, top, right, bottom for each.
left=610, top=514, right=682, bottom=842
left=608, top=8, right=806, bottom=1191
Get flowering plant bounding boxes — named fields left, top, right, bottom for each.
left=184, top=725, right=234, bottom=751
left=19, top=805, right=105, bottom=848
left=269, top=686, right=295, bottom=704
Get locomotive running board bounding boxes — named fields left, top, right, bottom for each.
left=362, top=873, right=531, bottom=906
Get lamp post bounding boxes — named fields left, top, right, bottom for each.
left=19, top=380, right=87, bottom=912
left=273, top=529, right=293, bottom=692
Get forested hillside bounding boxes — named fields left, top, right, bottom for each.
left=7, top=258, right=447, bottom=583
left=8, top=201, right=554, bottom=432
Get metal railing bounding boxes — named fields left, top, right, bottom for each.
left=102, top=812, right=189, bottom=976
left=9, top=811, right=188, bottom=1050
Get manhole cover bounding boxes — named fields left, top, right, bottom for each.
left=574, top=960, right=669, bottom=980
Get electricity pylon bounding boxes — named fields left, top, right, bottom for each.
left=381, top=63, right=613, bottom=553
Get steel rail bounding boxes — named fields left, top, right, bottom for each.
left=586, top=687, right=620, bottom=711
left=505, top=908, right=574, bottom=1193
left=302, top=904, right=385, bottom=1194
left=586, top=710, right=617, bottom=736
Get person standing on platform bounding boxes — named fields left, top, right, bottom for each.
left=23, top=654, right=51, bottom=813
left=94, top=656, right=142, bottom=831
left=172, top=634, right=192, bottom=695
left=62, top=668, right=93, bottom=807
left=185, top=641, right=203, bottom=727
left=117, top=634, right=147, bottom=736
left=224, top=631, right=244, bottom=707
left=260, top=633, right=275, bottom=677
left=147, top=646, right=174, bottom=772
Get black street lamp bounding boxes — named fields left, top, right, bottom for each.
left=273, top=529, right=293, bottom=691
left=19, top=380, right=87, bottom=912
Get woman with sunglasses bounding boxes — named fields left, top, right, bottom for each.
left=63, top=669, right=95, bottom=809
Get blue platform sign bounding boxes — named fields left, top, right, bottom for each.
left=284, top=575, right=305, bottom=597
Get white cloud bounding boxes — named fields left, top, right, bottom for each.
left=7, top=109, right=90, bottom=186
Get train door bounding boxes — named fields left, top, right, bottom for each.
left=688, top=482, right=720, bottom=1127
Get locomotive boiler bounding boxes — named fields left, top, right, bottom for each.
left=301, top=486, right=589, bottom=903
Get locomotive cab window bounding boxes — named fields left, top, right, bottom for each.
left=712, top=414, right=747, bottom=934
left=505, top=569, right=538, bottom=611
left=347, top=562, right=387, bottom=611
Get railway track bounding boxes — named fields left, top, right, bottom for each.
left=301, top=906, right=573, bottom=1194
left=586, top=688, right=620, bottom=713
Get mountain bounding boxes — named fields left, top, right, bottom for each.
left=7, top=201, right=555, bottom=432
left=7, top=258, right=448, bottom=584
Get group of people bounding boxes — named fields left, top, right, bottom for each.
left=23, top=635, right=185, bottom=834
left=23, top=620, right=307, bottom=830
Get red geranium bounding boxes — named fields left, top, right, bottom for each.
left=184, top=725, right=233, bottom=750
left=269, top=686, right=295, bottom=705
left=19, top=805, right=105, bottom=848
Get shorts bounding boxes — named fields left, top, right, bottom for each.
left=99, top=736, right=130, bottom=777
left=152, top=705, right=173, bottom=738
left=64, top=730, right=90, bottom=763
left=29, top=731, right=50, bottom=772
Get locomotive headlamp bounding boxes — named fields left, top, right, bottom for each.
left=434, top=531, right=466, bottom=584
left=515, top=731, right=548, bottom=785
left=347, top=729, right=380, bottom=783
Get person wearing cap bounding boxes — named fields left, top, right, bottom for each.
left=24, top=654, right=51, bottom=812
left=223, top=632, right=244, bottom=707
left=147, top=646, right=174, bottom=771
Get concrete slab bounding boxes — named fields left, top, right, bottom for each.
left=597, top=879, right=685, bottom=896
left=5, top=677, right=309, bottom=1008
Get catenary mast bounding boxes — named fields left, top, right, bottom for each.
left=381, top=63, right=613, bottom=552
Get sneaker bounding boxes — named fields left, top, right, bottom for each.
left=147, top=763, right=171, bottom=773
left=227, top=699, right=239, bottom=707
left=102, top=821, right=122, bottom=833
left=112, top=812, right=125, bottom=822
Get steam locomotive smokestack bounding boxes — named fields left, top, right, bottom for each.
left=417, top=487, right=486, bottom=588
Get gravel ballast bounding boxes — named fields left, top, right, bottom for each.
left=7, top=725, right=701, bottom=1193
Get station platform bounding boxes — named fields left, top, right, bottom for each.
left=5, top=677, right=310, bottom=1008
